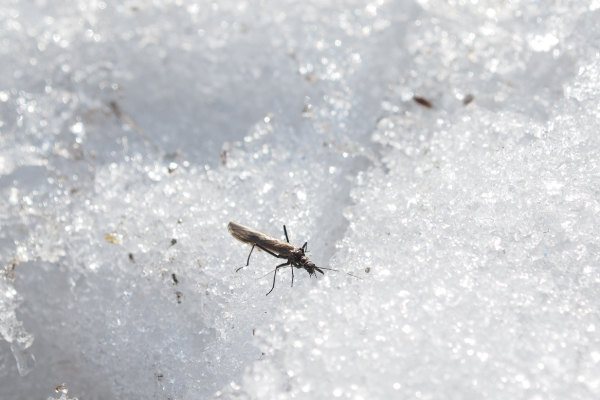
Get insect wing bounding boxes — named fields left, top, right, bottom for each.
left=228, top=221, right=271, bottom=244
left=228, top=221, right=296, bottom=256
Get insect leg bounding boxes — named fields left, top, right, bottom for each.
left=235, top=244, right=256, bottom=272
left=256, top=245, right=287, bottom=259
left=283, top=225, right=290, bottom=243
left=291, top=265, right=295, bottom=287
left=302, top=242, right=307, bottom=251
left=267, top=261, right=291, bottom=296
left=246, top=244, right=255, bottom=266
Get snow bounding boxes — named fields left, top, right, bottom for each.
left=1, top=0, right=600, bottom=399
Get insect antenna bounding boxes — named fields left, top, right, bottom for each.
left=318, top=267, right=362, bottom=280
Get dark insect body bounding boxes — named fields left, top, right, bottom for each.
left=228, top=221, right=325, bottom=295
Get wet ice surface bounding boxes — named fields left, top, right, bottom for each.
left=1, top=0, right=600, bottom=399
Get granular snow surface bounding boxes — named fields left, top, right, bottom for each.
left=1, top=1, right=600, bottom=399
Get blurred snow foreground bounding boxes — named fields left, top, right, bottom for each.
left=1, top=0, right=600, bottom=399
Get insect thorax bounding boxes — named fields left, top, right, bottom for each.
left=291, top=249, right=306, bottom=263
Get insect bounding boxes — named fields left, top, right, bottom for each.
left=228, top=221, right=331, bottom=295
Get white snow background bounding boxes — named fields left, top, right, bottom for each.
left=1, top=0, right=600, bottom=399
